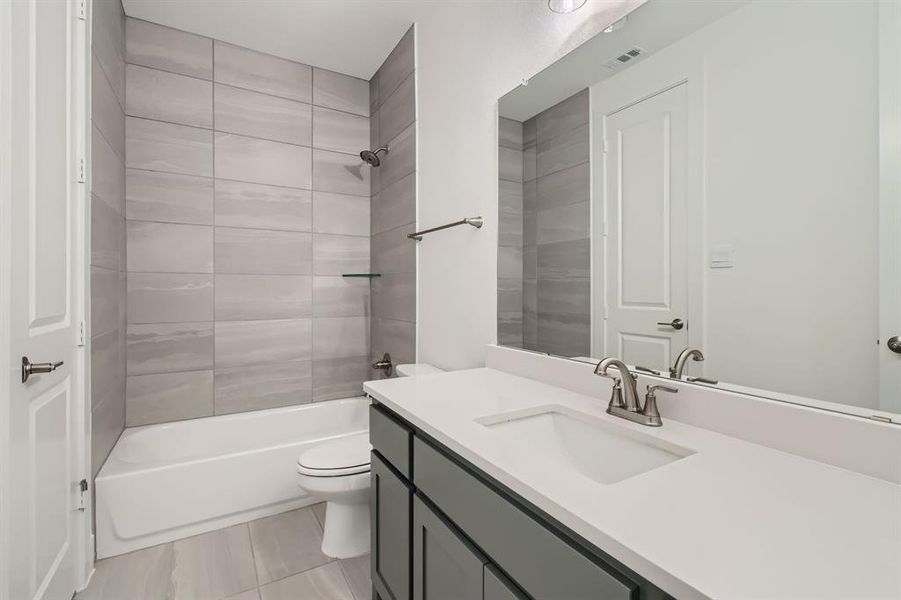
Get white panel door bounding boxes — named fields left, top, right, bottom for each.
left=5, top=0, right=84, bottom=599
left=604, top=84, right=688, bottom=371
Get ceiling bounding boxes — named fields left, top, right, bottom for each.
left=122, top=0, right=432, bottom=80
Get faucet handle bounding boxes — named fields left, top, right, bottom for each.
left=641, top=384, right=678, bottom=425
left=607, top=378, right=625, bottom=410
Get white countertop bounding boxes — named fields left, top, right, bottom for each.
left=364, top=368, right=901, bottom=600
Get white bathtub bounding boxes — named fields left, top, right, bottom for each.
left=95, top=397, right=370, bottom=558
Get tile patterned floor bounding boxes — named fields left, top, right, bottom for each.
left=77, top=503, right=370, bottom=600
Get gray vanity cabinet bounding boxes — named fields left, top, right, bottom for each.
left=413, top=495, right=488, bottom=600
left=371, top=451, right=411, bottom=600
left=484, top=565, right=528, bottom=600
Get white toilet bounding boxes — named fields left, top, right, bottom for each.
left=295, top=363, right=443, bottom=558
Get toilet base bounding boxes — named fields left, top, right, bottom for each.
left=321, top=500, right=370, bottom=559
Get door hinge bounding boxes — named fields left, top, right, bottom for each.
left=77, top=321, right=86, bottom=347
left=76, top=478, right=88, bottom=511
left=77, top=157, right=85, bottom=183
left=77, top=0, right=86, bottom=21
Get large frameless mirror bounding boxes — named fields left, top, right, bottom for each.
left=497, top=0, right=900, bottom=422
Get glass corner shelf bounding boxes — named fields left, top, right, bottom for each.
left=341, top=273, right=382, bottom=278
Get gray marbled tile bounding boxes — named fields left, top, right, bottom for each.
left=538, top=238, right=590, bottom=279
left=372, top=272, right=415, bottom=322
left=215, top=274, right=312, bottom=320
left=92, top=125, right=125, bottom=215
left=215, top=133, right=312, bottom=189
left=215, top=319, right=312, bottom=369
left=215, top=227, right=312, bottom=275
left=499, top=180, right=524, bottom=247
left=76, top=540, right=173, bottom=600
left=537, top=312, right=591, bottom=358
left=523, top=116, right=537, bottom=149
left=126, top=168, right=213, bottom=225
left=127, top=221, right=213, bottom=273
left=338, top=555, right=371, bottom=600
left=249, top=507, right=330, bottom=586
left=536, top=201, right=589, bottom=246
left=215, top=180, right=312, bottom=232
left=312, top=191, right=370, bottom=236
left=214, top=41, right=312, bottom=103
left=171, top=524, right=257, bottom=599
left=536, top=123, right=588, bottom=179
left=537, top=277, right=590, bottom=317
left=378, top=27, right=414, bottom=106
left=370, top=106, right=380, bottom=151
left=313, top=68, right=369, bottom=116
left=91, top=328, right=124, bottom=411
left=92, top=55, right=125, bottom=161
left=536, top=161, right=589, bottom=211
left=215, top=84, right=312, bottom=146
left=497, top=245, right=523, bottom=280
left=523, top=145, right=537, bottom=183
left=378, top=122, right=415, bottom=190
left=126, top=370, right=214, bottom=426
left=259, top=562, right=352, bottom=600
left=524, top=211, right=537, bottom=248
left=370, top=222, right=415, bottom=275
left=498, top=277, right=523, bottom=314
left=91, top=394, right=125, bottom=478
left=127, top=273, right=214, bottom=323
left=498, top=320, right=523, bottom=348
left=523, top=245, right=537, bottom=279
left=536, top=88, right=589, bottom=145
left=312, top=233, right=369, bottom=275
left=523, top=179, right=537, bottom=212
left=499, top=117, right=523, bottom=150
left=312, top=107, right=369, bottom=156
left=92, top=0, right=125, bottom=109
left=312, top=276, right=370, bottom=318
left=499, top=146, right=523, bottom=183
left=126, top=322, right=214, bottom=375
left=312, top=149, right=370, bottom=197
left=91, top=194, right=124, bottom=271
left=126, top=64, right=212, bottom=128
left=126, top=18, right=212, bottom=79
left=369, top=71, right=379, bottom=114
left=371, top=317, right=415, bottom=366
left=378, top=73, right=414, bottom=146
left=371, top=171, right=414, bottom=235
left=312, top=316, right=369, bottom=360
left=523, top=278, right=537, bottom=313
left=312, top=356, right=370, bottom=401
left=126, top=117, right=213, bottom=176
left=214, top=360, right=312, bottom=415
left=91, top=266, right=120, bottom=338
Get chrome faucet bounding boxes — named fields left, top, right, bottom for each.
left=594, top=358, right=678, bottom=427
left=670, top=348, right=704, bottom=379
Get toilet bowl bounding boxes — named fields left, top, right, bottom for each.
left=295, top=363, right=443, bottom=558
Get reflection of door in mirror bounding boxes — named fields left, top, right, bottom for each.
left=601, top=83, right=688, bottom=373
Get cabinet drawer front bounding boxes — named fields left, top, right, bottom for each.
left=413, top=495, right=487, bottom=600
left=484, top=565, right=528, bottom=600
left=414, top=437, right=637, bottom=600
left=371, top=404, right=413, bottom=478
left=372, top=452, right=412, bottom=600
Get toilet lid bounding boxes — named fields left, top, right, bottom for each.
left=297, top=432, right=371, bottom=477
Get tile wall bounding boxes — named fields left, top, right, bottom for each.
left=498, top=89, right=590, bottom=357
left=91, top=0, right=127, bottom=476
left=368, top=27, right=417, bottom=375
left=123, top=19, right=372, bottom=426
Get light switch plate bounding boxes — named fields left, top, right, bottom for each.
left=709, top=245, right=735, bottom=269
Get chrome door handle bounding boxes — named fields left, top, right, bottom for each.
left=21, top=356, right=64, bottom=383
left=888, top=336, right=901, bottom=354
left=656, top=318, right=684, bottom=331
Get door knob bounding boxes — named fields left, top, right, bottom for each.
left=656, top=318, right=685, bottom=331
left=21, top=356, right=63, bottom=383
left=888, top=336, right=901, bottom=354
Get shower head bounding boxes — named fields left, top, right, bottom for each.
left=360, top=146, right=389, bottom=167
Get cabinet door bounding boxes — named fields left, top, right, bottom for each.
left=372, top=452, right=412, bottom=600
left=484, top=565, right=528, bottom=600
left=413, top=495, right=487, bottom=600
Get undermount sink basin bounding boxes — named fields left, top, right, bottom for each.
left=477, top=405, right=695, bottom=485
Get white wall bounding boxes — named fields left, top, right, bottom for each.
left=590, top=1, right=879, bottom=406
left=414, top=0, right=642, bottom=370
